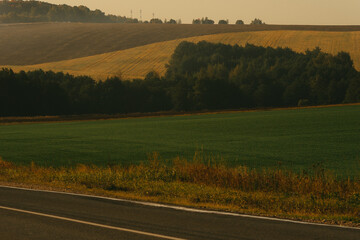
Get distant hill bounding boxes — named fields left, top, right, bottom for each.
left=0, top=0, right=136, bottom=23
left=5, top=30, right=360, bottom=80
left=1, top=22, right=360, bottom=66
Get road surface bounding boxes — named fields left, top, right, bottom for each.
left=0, top=185, right=358, bottom=240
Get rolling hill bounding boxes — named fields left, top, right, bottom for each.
left=4, top=29, right=360, bottom=80
left=0, top=22, right=319, bottom=66
left=2, top=23, right=360, bottom=79
left=2, top=23, right=360, bottom=65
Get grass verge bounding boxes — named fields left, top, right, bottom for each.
left=1, top=153, right=359, bottom=227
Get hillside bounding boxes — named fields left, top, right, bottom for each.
left=1, top=23, right=360, bottom=66
left=5, top=30, right=360, bottom=80
left=0, top=0, right=136, bottom=24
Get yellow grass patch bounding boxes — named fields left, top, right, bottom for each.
left=4, top=30, right=360, bottom=80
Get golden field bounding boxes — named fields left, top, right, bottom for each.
left=4, top=30, right=360, bottom=80
left=2, top=23, right=357, bottom=66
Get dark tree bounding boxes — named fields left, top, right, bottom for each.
left=192, top=18, right=201, bottom=24
left=251, top=18, right=265, bottom=25
left=345, top=78, right=360, bottom=102
left=150, top=18, right=163, bottom=24
left=166, top=19, right=177, bottom=24
left=201, top=17, right=214, bottom=24
left=235, top=20, right=244, bottom=25
left=218, top=19, right=229, bottom=24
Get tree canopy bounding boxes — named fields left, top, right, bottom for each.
left=150, top=18, right=163, bottom=24
left=192, top=17, right=215, bottom=24
left=165, top=41, right=359, bottom=110
left=165, top=19, right=177, bottom=24
left=251, top=18, right=265, bottom=25
left=218, top=19, right=229, bottom=24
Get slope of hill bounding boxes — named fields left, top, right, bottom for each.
left=5, top=30, right=360, bottom=80
left=1, top=23, right=360, bottom=66
left=0, top=0, right=136, bottom=24
left=0, top=23, right=290, bottom=65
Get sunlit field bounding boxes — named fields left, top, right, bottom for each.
left=5, top=30, right=360, bottom=79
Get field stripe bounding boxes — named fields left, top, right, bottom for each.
left=1, top=185, right=359, bottom=230
left=0, top=205, right=187, bottom=240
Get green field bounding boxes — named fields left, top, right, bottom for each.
left=1, top=105, right=359, bottom=176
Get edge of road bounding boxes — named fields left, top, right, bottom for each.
left=1, top=184, right=359, bottom=231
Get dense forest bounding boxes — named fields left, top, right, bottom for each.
left=1, top=42, right=359, bottom=117
left=165, top=41, right=359, bottom=110
left=0, top=0, right=138, bottom=23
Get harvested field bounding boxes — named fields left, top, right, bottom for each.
left=1, top=23, right=360, bottom=66
left=5, top=30, right=360, bottom=80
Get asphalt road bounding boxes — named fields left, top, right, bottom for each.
left=0, top=186, right=359, bottom=240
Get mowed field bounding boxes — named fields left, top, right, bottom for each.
left=2, top=23, right=360, bottom=66
left=5, top=30, right=360, bottom=80
left=0, top=105, right=359, bottom=177
left=2, top=22, right=334, bottom=66
left=2, top=23, right=360, bottom=79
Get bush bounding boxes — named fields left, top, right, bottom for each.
left=218, top=19, right=228, bottom=25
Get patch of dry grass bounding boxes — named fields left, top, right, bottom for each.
left=1, top=153, right=359, bottom=227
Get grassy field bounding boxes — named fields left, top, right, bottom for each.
left=0, top=105, right=359, bottom=176
left=6, top=30, right=360, bottom=80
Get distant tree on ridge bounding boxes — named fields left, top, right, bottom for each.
left=235, top=19, right=244, bottom=25
left=251, top=18, right=265, bottom=25
left=150, top=18, right=163, bottom=24
left=218, top=19, right=229, bottom=25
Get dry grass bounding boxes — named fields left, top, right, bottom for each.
left=1, top=153, right=359, bottom=227
left=6, top=30, right=360, bottom=80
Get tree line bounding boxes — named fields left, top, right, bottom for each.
left=0, top=0, right=179, bottom=24
left=1, top=42, right=359, bottom=117
left=0, top=0, right=138, bottom=23
left=192, top=17, right=264, bottom=25
left=0, top=1, right=261, bottom=25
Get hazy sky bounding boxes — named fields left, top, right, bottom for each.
left=43, top=0, right=360, bottom=25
